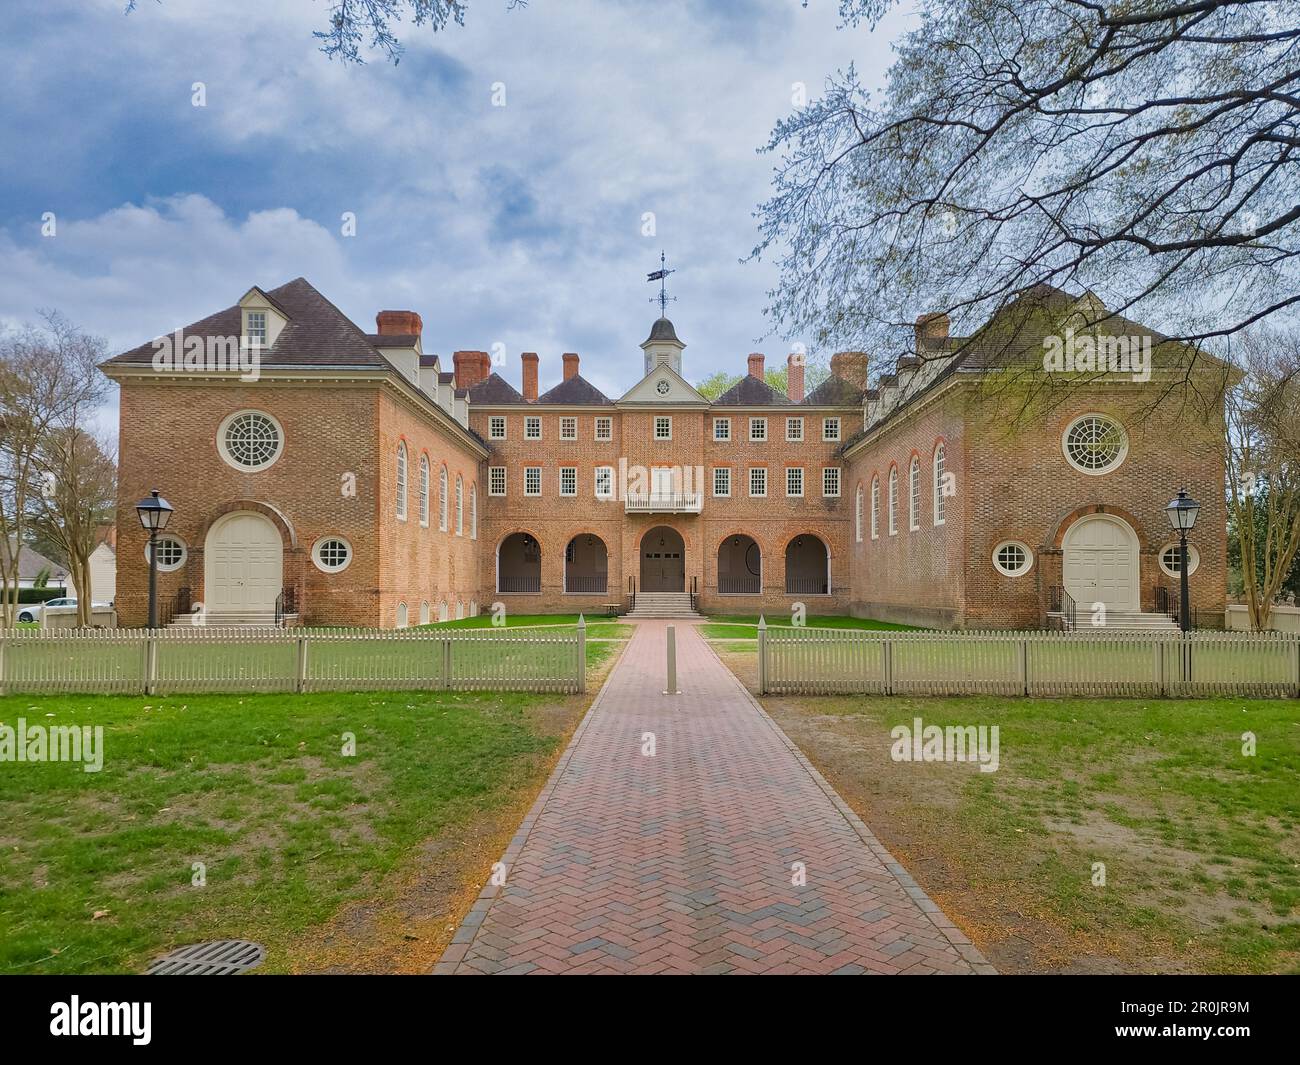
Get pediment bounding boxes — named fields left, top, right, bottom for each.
left=617, top=363, right=709, bottom=406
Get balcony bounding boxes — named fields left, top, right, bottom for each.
left=624, top=491, right=703, bottom=514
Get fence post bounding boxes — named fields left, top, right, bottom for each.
left=1018, top=637, right=1029, bottom=696
left=757, top=615, right=767, bottom=695
left=664, top=625, right=679, bottom=695
left=442, top=637, right=453, bottom=690
left=145, top=633, right=158, bottom=696
left=576, top=614, right=586, bottom=694
left=1154, top=639, right=1165, bottom=696
left=1292, top=635, right=1299, bottom=699
left=883, top=638, right=894, bottom=696
left=296, top=636, right=308, bottom=694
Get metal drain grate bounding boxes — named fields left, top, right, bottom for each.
left=147, top=940, right=266, bottom=976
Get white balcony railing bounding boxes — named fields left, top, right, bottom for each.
left=624, top=492, right=703, bottom=514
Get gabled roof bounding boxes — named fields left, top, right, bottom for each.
left=537, top=375, right=613, bottom=405
left=107, top=277, right=389, bottom=368
left=468, top=372, right=526, bottom=404
left=802, top=374, right=863, bottom=406
left=712, top=374, right=790, bottom=406
left=2, top=538, right=65, bottom=582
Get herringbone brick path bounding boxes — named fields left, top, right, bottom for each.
left=435, top=621, right=993, bottom=975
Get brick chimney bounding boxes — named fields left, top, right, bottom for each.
left=376, top=310, right=423, bottom=338
left=562, top=352, right=580, bottom=381
left=830, top=351, right=869, bottom=391
left=453, top=350, right=490, bottom=390
left=747, top=353, right=765, bottom=380
left=521, top=352, right=539, bottom=401
left=786, top=352, right=805, bottom=403
left=915, top=312, right=950, bottom=349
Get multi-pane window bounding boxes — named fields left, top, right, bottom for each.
left=396, top=443, right=407, bottom=520
left=439, top=466, right=449, bottom=531
left=823, top=467, right=841, bottom=498
left=855, top=484, right=863, bottom=542
left=470, top=485, right=478, bottom=539
left=749, top=467, right=767, bottom=497
left=888, top=468, right=898, bottom=534
left=595, top=466, right=614, bottom=499
left=525, top=416, right=541, bottom=439
left=713, top=417, right=731, bottom=441
left=749, top=417, right=767, bottom=442
left=933, top=444, right=946, bottom=526
left=489, top=416, right=506, bottom=439
left=524, top=467, right=542, bottom=495
left=655, top=416, right=672, bottom=440
left=560, top=417, right=577, bottom=440
left=823, top=417, right=841, bottom=442
left=245, top=310, right=267, bottom=346
left=595, top=416, right=612, bottom=440
left=909, top=458, right=920, bottom=531
left=455, top=475, right=464, bottom=535
left=786, top=467, right=804, bottom=497
left=871, top=477, right=880, bottom=539
left=786, top=417, right=804, bottom=442
left=489, top=466, right=507, bottom=496
left=713, top=467, right=731, bottom=497
left=419, top=456, right=430, bottom=527
left=560, top=467, right=577, bottom=496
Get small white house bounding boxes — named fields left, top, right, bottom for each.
left=1, top=538, right=68, bottom=591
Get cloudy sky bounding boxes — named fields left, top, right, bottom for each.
left=0, top=0, right=908, bottom=423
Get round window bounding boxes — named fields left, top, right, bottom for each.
left=219, top=410, right=283, bottom=470
left=1063, top=414, right=1127, bottom=475
left=312, top=536, right=352, bottom=573
left=1159, top=543, right=1200, bottom=578
left=992, top=541, right=1033, bottom=576
left=145, top=536, right=187, bottom=572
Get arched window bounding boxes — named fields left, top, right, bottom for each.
left=439, top=465, right=449, bottom=532
left=455, top=475, right=464, bottom=536
left=870, top=477, right=880, bottom=540
left=470, top=484, right=478, bottom=540
left=396, top=601, right=408, bottom=628
left=395, top=443, right=408, bottom=520
left=419, top=455, right=430, bottom=527
left=854, top=484, right=864, bottom=543
left=909, top=457, right=920, bottom=531
left=888, top=468, right=898, bottom=535
left=933, top=443, right=946, bottom=526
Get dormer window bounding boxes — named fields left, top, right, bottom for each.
left=246, top=311, right=267, bottom=348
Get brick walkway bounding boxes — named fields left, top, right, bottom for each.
left=435, top=620, right=994, bottom=975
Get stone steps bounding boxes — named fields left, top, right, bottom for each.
left=627, top=592, right=704, bottom=620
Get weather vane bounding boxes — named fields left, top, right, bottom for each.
left=646, top=250, right=677, bottom=317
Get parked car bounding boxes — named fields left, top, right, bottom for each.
left=16, top=597, right=111, bottom=624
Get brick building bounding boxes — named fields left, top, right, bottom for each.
left=102, top=278, right=1226, bottom=630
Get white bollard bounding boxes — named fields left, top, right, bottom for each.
left=664, top=624, right=680, bottom=695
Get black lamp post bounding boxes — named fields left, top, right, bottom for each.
left=1164, top=487, right=1201, bottom=633
left=135, top=490, right=174, bottom=629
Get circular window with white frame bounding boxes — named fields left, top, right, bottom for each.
left=218, top=410, right=284, bottom=471
left=1158, top=542, right=1200, bottom=578
left=992, top=540, right=1033, bottom=577
left=1062, top=414, right=1128, bottom=475
left=145, top=535, right=187, bottom=572
left=312, top=536, right=352, bottom=574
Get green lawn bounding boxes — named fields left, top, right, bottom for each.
left=762, top=688, right=1300, bottom=973
left=0, top=686, right=591, bottom=974
left=701, top=614, right=919, bottom=642
left=419, top=613, right=630, bottom=640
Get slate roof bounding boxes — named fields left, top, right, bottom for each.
left=712, top=374, right=791, bottom=406
left=643, top=317, right=682, bottom=345
left=2, top=538, right=65, bottom=582
left=468, top=372, right=526, bottom=404
left=802, top=374, right=864, bottom=406
left=368, top=334, right=420, bottom=349
left=537, top=375, right=613, bottom=405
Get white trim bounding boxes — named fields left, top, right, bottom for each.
left=1062, top=413, right=1129, bottom=476
left=1159, top=542, right=1201, bottom=578
left=216, top=409, right=284, bottom=472
left=992, top=540, right=1033, bottom=577
left=312, top=535, right=353, bottom=574
left=145, top=535, right=187, bottom=573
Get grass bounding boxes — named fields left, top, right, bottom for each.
left=0, top=683, right=603, bottom=975
left=700, top=613, right=919, bottom=642
left=752, top=680, right=1300, bottom=973
left=419, top=613, right=630, bottom=641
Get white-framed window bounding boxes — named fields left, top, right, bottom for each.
left=933, top=443, right=947, bottom=526
left=145, top=535, right=187, bottom=572
left=823, top=417, right=841, bottom=442
left=420, top=601, right=430, bottom=625
left=396, top=601, right=409, bottom=628
left=595, top=466, right=614, bottom=499
left=786, top=417, right=804, bottom=442
left=560, top=466, right=577, bottom=496
left=524, top=466, right=541, bottom=495
left=655, top=416, right=672, bottom=440
left=489, top=466, right=506, bottom=496
left=218, top=410, right=284, bottom=471
left=713, top=417, right=731, bottom=441
left=438, top=601, right=449, bottom=622
left=525, top=416, right=541, bottom=440
left=595, top=416, right=612, bottom=441
left=888, top=468, right=898, bottom=534
left=245, top=310, right=267, bottom=347
left=312, top=536, right=352, bottom=573
left=455, top=475, right=464, bottom=535
left=419, top=455, right=430, bottom=527
left=909, top=457, right=920, bottom=531
left=470, top=484, right=478, bottom=539
left=395, top=442, right=408, bottom=520
left=439, top=465, right=449, bottom=531
left=489, top=415, right=507, bottom=439
left=823, top=466, right=841, bottom=498
left=749, top=467, right=767, bottom=497
left=993, top=541, right=1033, bottom=576
left=786, top=467, right=804, bottom=497
left=871, top=477, right=880, bottom=540
left=560, top=416, right=577, bottom=440
left=713, top=467, right=731, bottom=497
left=855, top=484, right=863, bottom=543
left=1159, top=543, right=1201, bottom=577
left=749, top=417, right=767, bottom=442
left=1062, top=413, right=1128, bottom=475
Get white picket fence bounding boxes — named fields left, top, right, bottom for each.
left=758, top=625, right=1300, bottom=699
left=0, top=623, right=587, bottom=696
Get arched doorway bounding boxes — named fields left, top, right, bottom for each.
left=204, top=511, right=283, bottom=617
left=640, top=526, right=685, bottom=592
left=1063, top=514, right=1139, bottom=611
left=565, top=535, right=608, bottom=594
left=718, top=534, right=761, bottom=595
left=497, top=532, right=541, bottom=593
left=785, top=534, right=829, bottom=595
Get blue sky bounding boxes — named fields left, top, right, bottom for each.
left=0, top=0, right=907, bottom=423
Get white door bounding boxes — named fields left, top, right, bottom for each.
left=651, top=467, right=674, bottom=501
left=205, top=512, right=283, bottom=615
left=1063, top=516, right=1139, bottom=612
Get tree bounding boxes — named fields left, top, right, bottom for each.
left=755, top=1, right=1300, bottom=372
left=694, top=363, right=830, bottom=401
